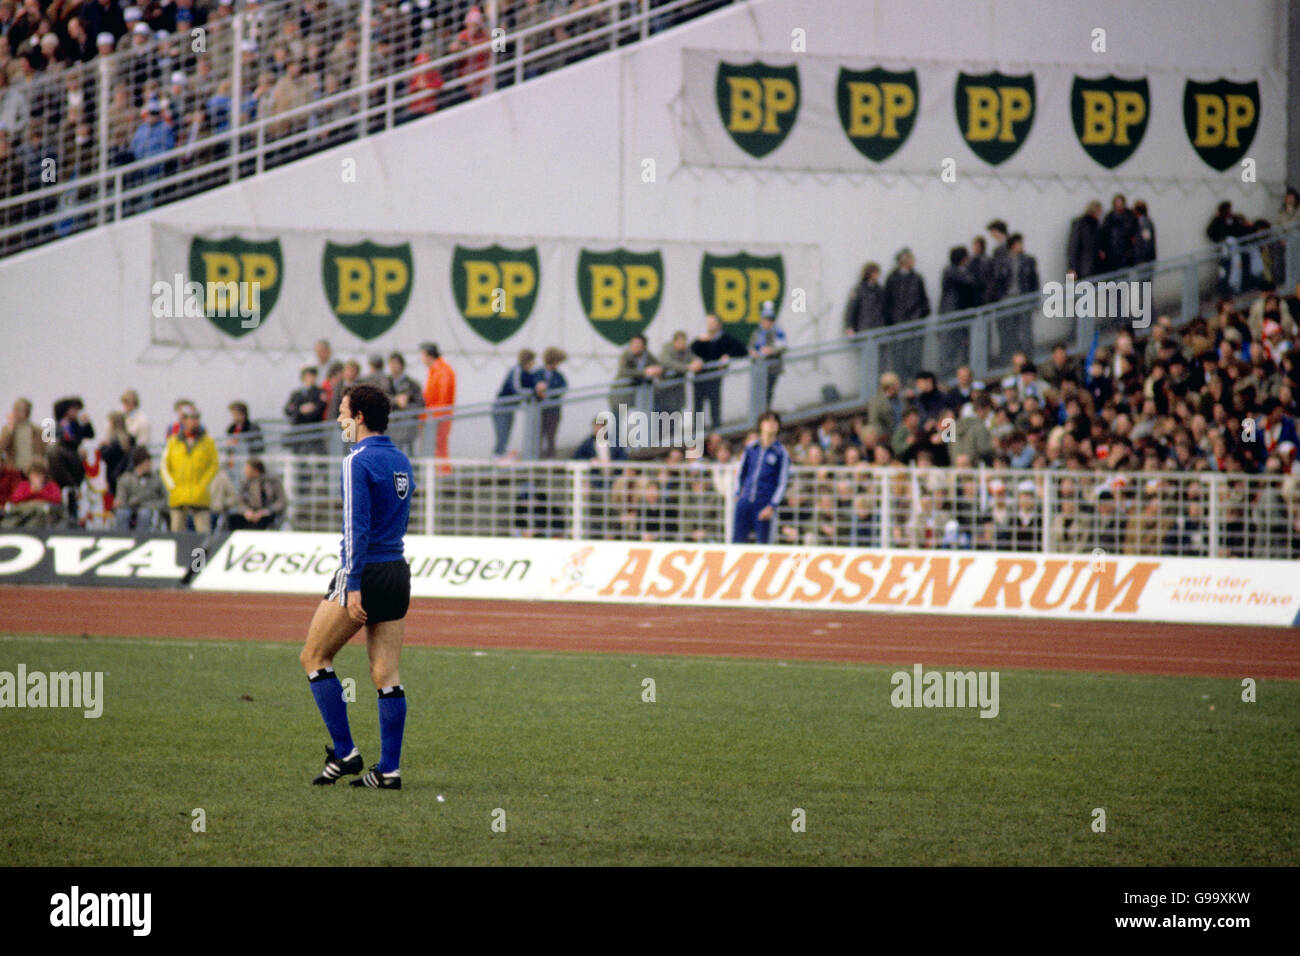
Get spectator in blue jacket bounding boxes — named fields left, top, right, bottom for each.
left=732, top=410, right=790, bottom=544
left=492, top=348, right=540, bottom=458
left=129, top=98, right=174, bottom=209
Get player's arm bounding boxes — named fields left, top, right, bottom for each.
left=734, top=443, right=751, bottom=496
left=763, top=447, right=791, bottom=518
left=342, top=456, right=373, bottom=622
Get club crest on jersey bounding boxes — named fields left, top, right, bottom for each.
left=393, top=472, right=410, bottom=499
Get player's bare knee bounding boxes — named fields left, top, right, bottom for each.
left=369, top=663, right=399, bottom=689
left=301, top=645, right=330, bottom=673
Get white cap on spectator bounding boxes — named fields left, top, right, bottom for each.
left=155, top=29, right=170, bottom=40
left=1017, top=479, right=1035, bottom=495
left=420, top=17, right=433, bottom=30
left=125, top=6, right=143, bottom=22
left=171, top=71, right=187, bottom=86
left=240, top=38, right=257, bottom=52
left=133, top=22, right=150, bottom=35
left=971, top=379, right=985, bottom=391
left=1001, top=375, right=1017, bottom=390
left=989, top=478, right=1006, bottom=493
left=417, top=0, right=431, bottom=8
left=97, top=31, right=115, bottom=47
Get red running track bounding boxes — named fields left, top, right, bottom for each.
left=1, top=586, right=1297, bottom=678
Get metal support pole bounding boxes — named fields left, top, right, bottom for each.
left=423, top=458, right=435, bottom=535
left=969, top=309, right=989, bottom=380
left=231, top=11, right=242, bottom=181
left=570, top=462, right=584, bottom=539
left=1181, top=260, right=1201, bottom=322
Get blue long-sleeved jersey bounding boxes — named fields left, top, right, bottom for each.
left=734, top=439, right=791, bottom=510
left=337, top=434, right=413, bottom=594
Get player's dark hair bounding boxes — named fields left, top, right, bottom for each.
left=343, top=384, right=391, bottom=434
left=246, top=457, right=265, bottom=474
left=760, top=410, right=782, bottom=428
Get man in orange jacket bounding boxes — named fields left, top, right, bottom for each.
left=420, top=342, right=455, bottom=473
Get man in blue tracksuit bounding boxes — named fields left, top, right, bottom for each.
left=733, top=410, right=790, bottom=544
left=300, top=383, right=415, bottom=791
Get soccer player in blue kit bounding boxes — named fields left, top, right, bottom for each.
left=300, top=384, right=414, bottom=790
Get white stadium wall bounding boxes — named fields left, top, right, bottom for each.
left=0, top=0, right=1289, bottom=453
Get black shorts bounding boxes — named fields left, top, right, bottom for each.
left=324, top=559, right=411, bottom=623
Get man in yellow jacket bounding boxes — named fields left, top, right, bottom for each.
left=161, top=404, right=220, bottom=532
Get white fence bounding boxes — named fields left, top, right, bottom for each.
left=241, top=458, right=1300, bottom=560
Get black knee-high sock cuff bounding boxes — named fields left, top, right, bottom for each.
left=308, top=667, right=337, bottom=683
left=378, top=685, right=405, bottom=699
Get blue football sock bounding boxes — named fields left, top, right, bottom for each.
left=377, top=685, right=406, bottom=774
left=308, top=668, right=355, bottom=757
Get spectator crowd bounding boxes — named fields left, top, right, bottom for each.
left=0, top=0, right=726, bottom=250
left=5, top=193, right=1300, bottom=559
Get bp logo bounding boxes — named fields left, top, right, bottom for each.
left=451, top=244, right=540, bottom=345
left=1071, top=75, right=1149, bottom=169
left=699, top=251, right=783, bottom=342
left=187, top=236, right=282, bottom=338
left=1183, top=78, right=1259, bottom=172
left=577, top=248, right=663, bottom=347
left=715, top=61, right=800, bottom=159
left=393, top=471, right=409, bottom=500
left=322, top=240, right=413, bottom=340
left=836, top=67, right=919, bottom=163
left=955, top=71, right=1035, bottom=165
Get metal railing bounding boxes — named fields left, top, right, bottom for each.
left=0, top=0, right=740, bottom=255
left=98, top=458, right=1298, bottom=561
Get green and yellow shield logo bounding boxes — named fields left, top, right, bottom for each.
left=1183, top=78, right=1259, bottom=172
left=451, top=244, right=540, bottom=345
left=186, top=236, right=282, bottom=338
left=577, top=248, right=664, bottom=347
left=715, top=61, right=800, bottom=159
left=837, top=67, right=919, bottom=163
left=1071, top=75, right=1149, bottom=169
left=699, top=251, right=784, bottom=343
left=322, top=240, right=413, bottom=340
left=955, top=71, right=1036, bottom=165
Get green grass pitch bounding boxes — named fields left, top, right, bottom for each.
left=1, top=633, right=1296, bottom=866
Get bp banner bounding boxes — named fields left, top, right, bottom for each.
left=678, top=50, right=1284, bottom=182
left=149, top=224, right=822, bottom=356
